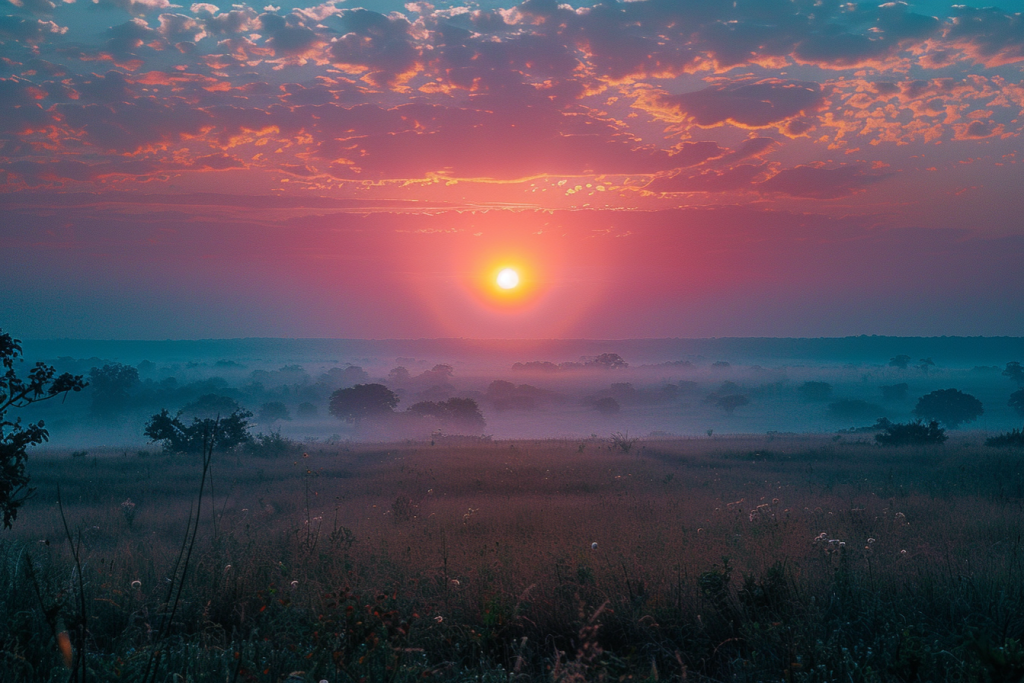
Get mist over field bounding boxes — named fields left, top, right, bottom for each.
left=19, top=336, right=1024, bottom=447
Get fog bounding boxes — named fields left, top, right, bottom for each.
left=18, top=337, right=1024, bottom=448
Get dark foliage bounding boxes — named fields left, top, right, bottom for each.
left=296, top=401, right=318, bottom=417
left=889, top=354, right=911, bottom=369
left=0, top=329, right=86, bottom=527
left=258, top=401, right=291, bottom=423
left=144, top=408, right=253, bottom=453
left=874, top=418, right=947, bottom=446
left=328, top=383, right=399, bottom=422
left=986, top=428, right=1024, bottom=448
left=1009, top=389, right=1024, bottom=418
left=408, top=397, right=486, bottom=432
left=88, top=363, right=139, bottom=418
left=715, top=394, right=750, bottom=414
left=179, top=393, right=242, bottom=420
left=913, top=389, right=984, bottom=429
left=587, top=353, right=628, bottom=370
left=1004, top=361, right=1024, bottom=386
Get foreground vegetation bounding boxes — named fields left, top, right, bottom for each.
left=2, top=435, right=1024, bottom=682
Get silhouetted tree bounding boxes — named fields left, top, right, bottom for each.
left=874, top=419, right=947, bottom=446
left=880, top=383, right=909, bottom=401
left=408, top=397, right=486, bottom=432
left=913, top=388, right=983, bottom=428
left=587, top=353, right=628, bottom=370
left=889, top=355, right=911, bottom=369
left=387, top=366, right=411, bottom=385
left=1004, top=362, right=1024, bottom=386
left=88, top=363, right=139, bottom=417
left=296, top=401, right=318, bottom=417
left=918, top=358, right=935, bottom=374
left=145, top=408, right=252, bottom=453
left=1009, top=389, right=1024, bottom=417
left=259, top=401, right=291, bottom=423
left=0, top=329, right=86, bottom=527
left=322, top=365, right=370, bottom=389
left=329, top=383, right=399, bottom=423
left=798, top=381, right=833, bottom=401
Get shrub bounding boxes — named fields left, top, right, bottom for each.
left=145, top=408, right=252, bottom=453
left=874, top=418, right=947, bottom=446
left=1009, top=389, right=1024, bottom=418
left=986, top=428, right=1024, bottom=448
left=245, top=431, right=294, bottom=457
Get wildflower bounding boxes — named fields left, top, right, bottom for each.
left=772, top=498, right=780, bottom=506
left=450, top=579, right=460, bottom=587
left=290, top=580, right=299, bottom=589
left=225, top=565, right=232, bottom=572
left=867, top=538, right=876, bottom=544
left=591, top=542, right=598, bottom=550
left=131, top=580, right=141, bottom=589
left=434, top=616, right=443, bottom=623
left=900, top=549, right=908, bottom=556
left=121, top=498, right=137, bottom=528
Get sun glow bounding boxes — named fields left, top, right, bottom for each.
left=496, top=268, right=519, bottom=289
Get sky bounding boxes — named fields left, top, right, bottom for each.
left=1, top=0, right=1023, bottom=339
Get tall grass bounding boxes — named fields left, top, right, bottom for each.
left=2, top=436, right=1023, bottom=681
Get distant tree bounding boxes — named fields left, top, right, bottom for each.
left=0, top=330, right=86, bottom=528
left=587, top=353, right=628, bottom=370
left=511, top=361, right=560, bottom=373
left=798, top=381, right=833, bottom=401
left=322, top=365, right=370, bottom=388
left=715, top=394, right=750, bottom=414
left=1004, top=362, right=1024, bottom=386
left=296, top=401, right=318, bottom=418
left=329, top=383, right=399, bottom=423
left=880, top=383, right=909, bottom=401
left=179, top=393, right=242, bottom=420
left=889, top=355, right=911, bottom=369
left=88, top=363, right=139, bottom=417
left=144, top=408, right=252, bottom=453
left=1008, top=389, right=1024, bottom=417
left=874, top=418, right=947, bottom=446
left=258, top=401, right=291, bottom=423
left=918, top=358, right=936, bottom=374
left=408, top=397, right=486, bottom=432
left=913, top=389, right=984, bottom=429
left=593, top=397, right=620, bottom=414
left=711, top=361, right=731, bottom=369
left=387, top=366, right=411, bottom=385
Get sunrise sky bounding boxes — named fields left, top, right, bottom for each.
left=1, top=0, right=1022, bottom=339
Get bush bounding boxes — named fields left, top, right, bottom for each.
left=245, top=431, right=294, bottom=457
left=986, top=428, right=1024, bottom=448
left=874, top=418, right=947, bottom=446
left=145, top=408, right=252, bottom=453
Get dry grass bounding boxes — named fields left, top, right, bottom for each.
left=2, top=435, right=1024, bottom=681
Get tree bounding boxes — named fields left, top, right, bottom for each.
left=88, top=363, right=139, bottom=418
left=408, top=397, right=486, bottom=432
left=889, top=355, right=911, bottom=369
left=0, top=330, right=86, bottom=527
left=874, top=419, right=947, bottom=446
left=329, top=383, right=399, bottom=423
left=918, top=358, right=935, bottom=374
left=179, top=393, right=242, bottom=420
left=258, top=401, right=291, bottom=423
left=1009, top=389, right=1024, bottom=417
left=913, top=388, right=984, bottom=429
left=592, top=397, right=620, bottom=415
left=144, top=408, right=252, bottom=453
left=587, top=353, right=628, bottom=370
left=1004, top=362, right=1024, bottom=386
left=798, top=381, right=833, bottom=401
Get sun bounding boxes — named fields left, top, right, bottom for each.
left=496, top=268, right=519, bottom=290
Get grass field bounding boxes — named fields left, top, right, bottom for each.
left=2, top=435, right=1024, bottom=682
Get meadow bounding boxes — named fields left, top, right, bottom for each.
left=2, top=434, right=1024, bottom=682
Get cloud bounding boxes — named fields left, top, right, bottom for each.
left=757, top=164, right=892, bottom=198
left=0, top=14, right=67, bottom=41
left=946, top=7, right=1024, bottom=67
left=105, top=18, right=158, bottom=54
left=657, top=79, right=827, bottom=129
left=327, top=9, right=418, bottom=87
left=92, top=0, right=180, bottom=16
left=644, top=163, right=769, bottom=194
